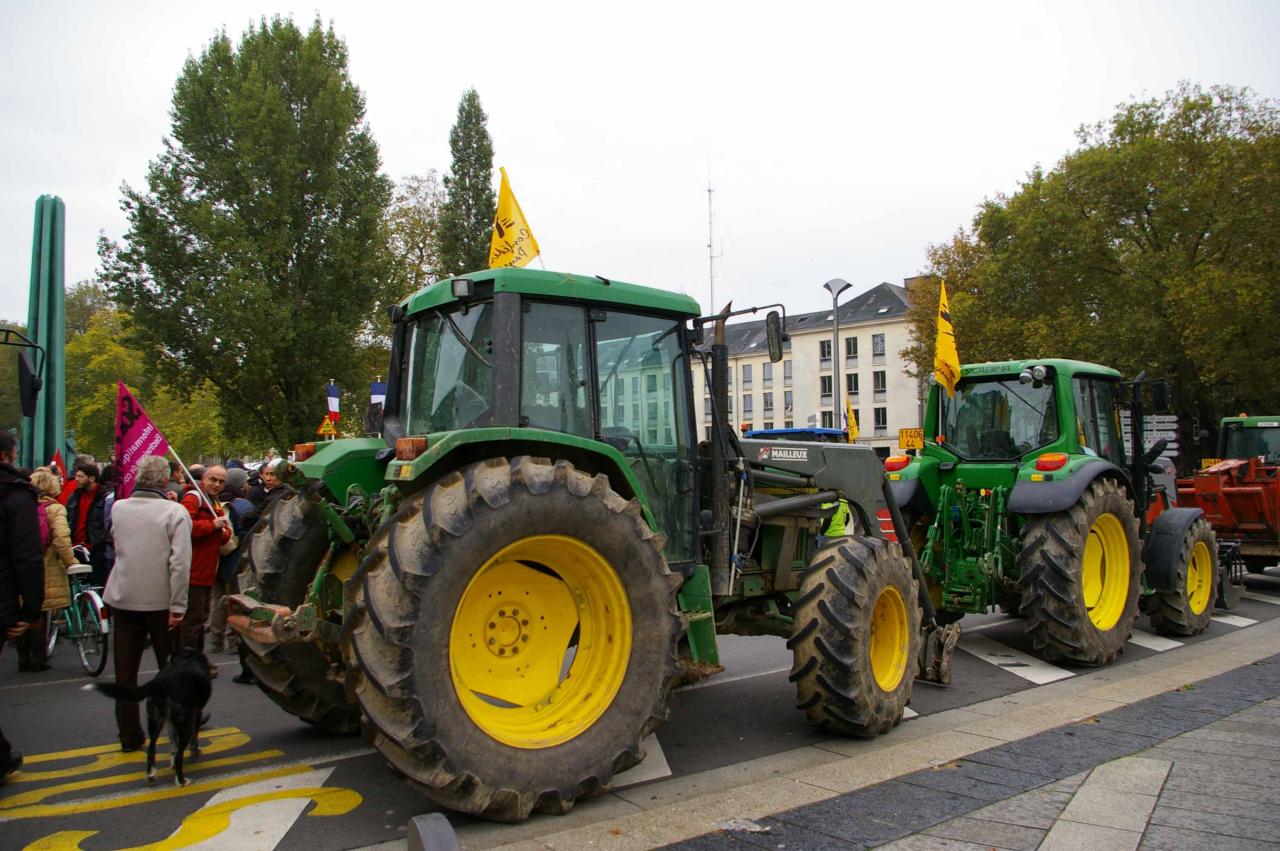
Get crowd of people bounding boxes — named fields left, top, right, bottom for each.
left=0, top=434, right=292, bottom=780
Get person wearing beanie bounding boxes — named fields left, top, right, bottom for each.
left=210, top=467, right=253, bottom=654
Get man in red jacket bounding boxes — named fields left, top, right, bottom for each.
left=180, top=465, right=231, bottom=653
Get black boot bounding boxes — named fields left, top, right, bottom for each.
left=15, top=633, right=31, bottom=673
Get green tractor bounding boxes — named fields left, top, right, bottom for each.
left=228, top=268, right=951, bottom=821
left=887, top=359, right=1233, bottom=666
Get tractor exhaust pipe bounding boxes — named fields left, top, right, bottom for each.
left=710, top=304, right=734, bottom=595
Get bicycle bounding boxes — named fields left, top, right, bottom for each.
left=45, top=548, right=110, bottom=677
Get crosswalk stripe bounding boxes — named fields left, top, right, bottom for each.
left=1212, top=614, right=1259, bottom=627
left=904, top=707, right=919, bottom=719
left=1127, top=630, right=1183, bottom=652
left=613, top=734, right=671, bottom=788
left=958, top=633, right=1074, bottom=684
left=1243, top=591, right=1280, bottom=606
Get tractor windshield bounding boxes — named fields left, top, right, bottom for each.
left=1223, top=423, right=1280, bottom=463
left=938, top=377, right=1058, bottom=461
left=402, top=302, right=494, bottom=433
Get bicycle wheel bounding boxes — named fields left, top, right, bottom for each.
left=75, top=594, right=109, bottom=677
left=45, top=611, right=59, bottom=659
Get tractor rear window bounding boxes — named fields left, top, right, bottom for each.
left=939, top=377, right=1058, bottom=461
left=402, top=303, right=494, bottom=434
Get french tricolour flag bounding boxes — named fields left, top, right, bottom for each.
left=370, top=381, right=387, bottom=407
left=326, top=382, right=340, bottom=422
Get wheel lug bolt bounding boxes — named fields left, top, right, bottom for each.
left=498, top=610, right=506, bottom=617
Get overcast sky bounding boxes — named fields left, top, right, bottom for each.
left=2, top=0, right=1278, bottom=324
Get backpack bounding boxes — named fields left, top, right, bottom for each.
left=37, top=502, right=51, bottom=550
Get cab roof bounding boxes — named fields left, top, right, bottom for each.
left=402, top=268, right=701, bottom=318
left=1221, top=416, right=1280, bottom=428
left=958, top=358, right=1122, bottom=380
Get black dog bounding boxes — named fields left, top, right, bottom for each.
left=90, top=649, right=213, bottom=786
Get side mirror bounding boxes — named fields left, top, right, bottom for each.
left=1150, top=380, right=1172, bottom=415
left=765, top=311, right=785, bottom=363
left=18, top=350, right=41, bottom=418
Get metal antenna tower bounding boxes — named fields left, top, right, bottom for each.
left=707, top=178, right=722, bottom=313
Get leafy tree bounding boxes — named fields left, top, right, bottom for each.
left=387, top=171, right=447, bottom=296
left=0, top=320, right=27, bottom=440
left=437, top=89, right=495, bottom=274
left=906, top=83, right=1280, bottom=455
left=65, top=281, right=113, bottom=337
left=99, top=16, right=394, bottom=448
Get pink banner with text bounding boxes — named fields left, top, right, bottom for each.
left=114, top=382, right=170, bottom=498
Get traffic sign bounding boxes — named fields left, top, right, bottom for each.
left=316, top=417, right=337, bottom=437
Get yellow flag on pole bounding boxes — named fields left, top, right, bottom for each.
left=934, top=280, right=961, bottom=397
left=488, top=167, right=541, bottom=268
left=845, top=393, right=859, bottom=442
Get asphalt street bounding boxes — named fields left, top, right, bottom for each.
left=3, top=568, right=1279, bottom=851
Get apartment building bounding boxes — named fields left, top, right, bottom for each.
left=691, top=279, right=924, bottom=458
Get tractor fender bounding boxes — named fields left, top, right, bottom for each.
left=1007, top=459, right=1127, bottom=515
left=1143, top=507, right=1207, bottom=593
left=889, top=478, right=934, bottom=518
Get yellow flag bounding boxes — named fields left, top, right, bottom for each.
left=488, top=167, right=541, bottom=268
left=846, top=394, right=859, bottom=442
left=933, top=280, right=961, bottom=397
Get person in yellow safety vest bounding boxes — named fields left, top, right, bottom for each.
left=819, top=497, right=853, bottom=541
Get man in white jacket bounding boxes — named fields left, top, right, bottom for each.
left=103, top=455, right=192, bottom=752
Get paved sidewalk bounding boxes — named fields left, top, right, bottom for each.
left=664, top=658, right=1280, bottom=850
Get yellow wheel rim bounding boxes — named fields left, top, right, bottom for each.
left=870, top=585, right=910, bottom=691
left=1187, top=540, right=1213, bottom=616
left=1082, top=513, right=1130, bottom=630
left=449, top=535, right=631, bottom=749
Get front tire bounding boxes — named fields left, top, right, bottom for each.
left=1017, top=478, right=1141, bottom=666
left=345, top=457, right=683, bottom=822
left=1148, top=518, right=1218, bottom=636
left=238, top=493, right=360, bottom=734
left=788, top=535, right=922, bottom=737
left=76, top=593, right=109, bottom=677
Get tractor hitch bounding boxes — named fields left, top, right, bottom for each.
left=918, top=622, right=961, bottom=685
left=226, top=593, right=324, bottom=645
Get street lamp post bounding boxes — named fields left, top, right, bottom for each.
left=823, top=278, right=852, bottom=435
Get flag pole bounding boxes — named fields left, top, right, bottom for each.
left=167, top=445, right=215, bottom=513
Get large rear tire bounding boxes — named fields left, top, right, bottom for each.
left=345, top=457, right=683, bottom=822
left=1017, top=477, right=1141, bottom=666
left=238, top=492, right=360, bottom=734
left=1148, top=517, right=1218, bottom=636
left=788, top=535, right=922, bottom=737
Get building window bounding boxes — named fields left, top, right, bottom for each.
left=762, top=361, right=773, bottom=388
left=763, top=421, right=773, bottom=430
left=742, top=394, right=753, bottom=415
left=727, top=395, right=734, bottom=414
left=819, top=339, right=832, bottom=369
left=783, top=359, right=793, bottom=387
left=646, top=374, right=657, bottom=394
left=704, top=406, right=711, bottom=423
left=727, top=365, right=734, bottom=386
left=663, top=374, right=670, bottom=391
left=784, top=390, right=793, bottom=417
left=874, top=406, right=888, bottom=435
left=632, top=403, right=640, bottom=422
left=705, top=426, right=712, bottom=441
left=741, top=363, right=752, bottom=388
left=873, top=369, right=887, bottom=402
left=648, top=401, right=658, bottom=421
left=872, top=333, right=886, bottom=365
left=763, top=391, right=773, bottom=413
left=615, top=404, right=624, bottom=424
left=845, top=336, right=858, bottom=368
left=821, top=411, right=834, bottom=428
left=820, top=375, right=833, bottom=405
left=847, top=373, right=859, bottom=399
left=631, top=376, right=640, bottom=394
left=615, top=377, right=623, bottom=398
left=851, top=408, right=861, bottom=429
left=784, top=420, right=794, bottom=428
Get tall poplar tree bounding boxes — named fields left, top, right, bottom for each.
left=100, top=17, right=393, bottom=448
left=437, top=88, right=496, bottom=274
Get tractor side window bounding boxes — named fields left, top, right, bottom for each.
left=402, top=303, right=494, bottom=434
left=594, top=312, right=694, bottom=563
left=1073, top=378, right=1125, bottom=465
left=520, top=303, right=591, bottom=437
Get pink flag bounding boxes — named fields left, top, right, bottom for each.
left=114, top=382, right=171, bottom=498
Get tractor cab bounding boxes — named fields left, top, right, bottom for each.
left=1218, top=416, right=1280, bottom=464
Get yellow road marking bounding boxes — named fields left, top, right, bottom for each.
left=22, top=728, right=240, bottom=764
left=0, top=750, right=285, bottom=809
left=10, top=732, right=250, bottom=783
left=25, top=785, right=362, bottom=850
left=0, top=765, right=310, bottom=821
